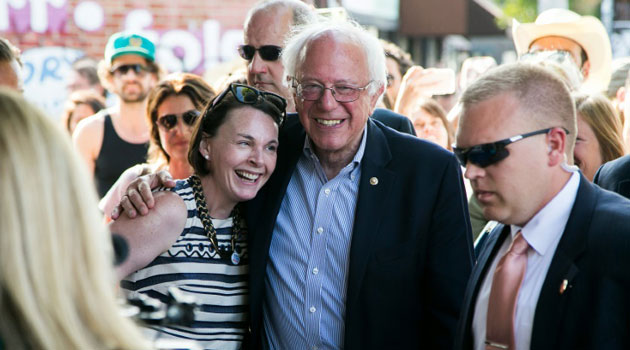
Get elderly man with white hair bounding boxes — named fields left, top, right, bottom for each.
left=246, top=18, right=473, bottom=350
left=114, top=15, right=473, bottom=350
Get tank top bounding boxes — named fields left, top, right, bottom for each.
left=94, top=113, right=148, bottom=198
left=121, top=178, right=249, bottom=350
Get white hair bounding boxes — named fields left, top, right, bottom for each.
left=244, top=0, right=316, bottom=31
left=281, top=18, right=387, bottom=97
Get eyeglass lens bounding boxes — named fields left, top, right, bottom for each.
left=238, top=45, right=282, bottom=61
left=112, top=64, right=149, bottom=77
left=158, top=110, right=199, bottom=130
left=298, top=83, right=365, bottom=102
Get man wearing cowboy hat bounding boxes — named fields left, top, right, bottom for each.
left=512, top=8, right=612, bottom=93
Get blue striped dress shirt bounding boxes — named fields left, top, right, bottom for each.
left=262, top=127, right=367, bottom=350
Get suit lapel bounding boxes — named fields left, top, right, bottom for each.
left=530, top=175, right=593, bottom=349
left=455, top=224, right=510, bottom=349
left=345, top=120, right=396, bottom=314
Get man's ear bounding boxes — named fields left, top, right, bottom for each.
left=617, top=86, right=626, bottom=104
left=370, top=82, right=385, bottom=109
left=547, top=127, right=567, bottom=167
left=581, top=60, right=591, bottom=80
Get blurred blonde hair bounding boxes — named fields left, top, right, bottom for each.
left=0, top=88, right=152, bottom=350
left=573, top=92, right=625, bottom=163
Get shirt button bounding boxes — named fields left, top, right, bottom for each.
left=312, top=267, right=319, bottom=275
left=324, top=188, right=331, bottom=195
left=310, top=306, right=316, bottom=313
left=351, top=174, right=355, bottom=180
left=317, top=227, right=323, bottom=234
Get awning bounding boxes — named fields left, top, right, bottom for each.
left=399, top=0, right=507, bottom=36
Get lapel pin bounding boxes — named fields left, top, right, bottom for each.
left=370, top=177, right=378, bottom=185
left=559, top=279, right=569, bottom=295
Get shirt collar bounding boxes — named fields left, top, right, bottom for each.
left=302, top=125, right=368, bottom=177
left=510, top=171, right=580, bottom=256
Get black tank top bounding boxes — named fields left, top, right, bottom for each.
left=94, top=113, right=148, bottom=198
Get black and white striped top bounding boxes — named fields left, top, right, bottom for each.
left=121, top=178, right=249, bottom=350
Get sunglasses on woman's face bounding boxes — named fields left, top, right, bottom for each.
left=157, top=110, right=200, bottom=130
left=238, top=45, right=282, bottom=61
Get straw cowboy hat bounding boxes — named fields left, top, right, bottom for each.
left=512, top=8, right=612, bottom=93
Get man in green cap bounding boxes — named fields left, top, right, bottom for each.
left=73, top=32, right=162, bottom=198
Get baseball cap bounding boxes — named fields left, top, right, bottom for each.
left=105, top=32, right=155, bottom=63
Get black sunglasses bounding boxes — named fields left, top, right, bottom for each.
left=210, top=83, right=287, bottom=125
left=110, top=63, right=153, bottom=77
left=453, top=127, right=569, bottom=168
left=238, top=45, right=282, bottom=61
left=157, top=110, right=200, bottom=130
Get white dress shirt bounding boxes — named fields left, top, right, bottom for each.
left=472, top=171, right=580, bottom=350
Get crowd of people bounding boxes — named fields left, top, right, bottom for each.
left=2, top=1, right=630, bottom=349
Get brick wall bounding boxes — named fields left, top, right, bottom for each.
left=0, top=0, right=259, bottom=118
left=2, top=0, right=258, bottom=64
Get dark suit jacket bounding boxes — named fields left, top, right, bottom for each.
left=454, top=175, right=630, bottom=350
left=246, top=116, right=473, bottom=349
left=593, top=154, right=630, bottom=199
left=371, top=107, right=416, bottom=136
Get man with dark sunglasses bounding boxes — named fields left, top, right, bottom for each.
left=241, top=0, right=314, bottom=113
left=454, top=63, right=630, bottom=350
left=73, top=32, right=162, bottom=198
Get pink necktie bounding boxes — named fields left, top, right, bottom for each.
left=485, top=231, right=529, bottom=350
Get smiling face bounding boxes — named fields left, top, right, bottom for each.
left=456, top=93, right=552, bottom=226
left=156, top=94, right=198, bottom=163
left=573, top=113, right=602, bottom=181
left=109, top=54, right=156, bottom=103
left=200, top=106, right=279, bottom=208
left=295, top=34, right=381, bottom=162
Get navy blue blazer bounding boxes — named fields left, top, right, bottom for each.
left=245, top=116, right=473, bottom=349
left=593, top=154, right=630, bottom=199
left=454, top=175, right=630, bottom=350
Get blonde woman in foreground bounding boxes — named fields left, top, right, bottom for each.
left=0, top=87, right=152, bottom=350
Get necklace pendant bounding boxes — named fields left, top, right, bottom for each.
left=231, top=250, right=241, bottom=265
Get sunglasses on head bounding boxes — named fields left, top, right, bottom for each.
left=453, top=127, right=569, bottom=168
left=210, top=83, right=287, bottom=125
left=110, top=63, right=154, bottom=77
left=157, top=110, right=200, bottom=130
left=238, top=45, right=282, bottom=61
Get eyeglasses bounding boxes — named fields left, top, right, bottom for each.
left=157, top=110, right=200, bottom=130
left=292, top=79, right=373, bottom=103
left=210, top=83, right=287, bottom=125
left=453, top=127, right=569, bottom=168
left=238, top=45, right=282, bottom=61
left=110, top=63, right=154, bottom=77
